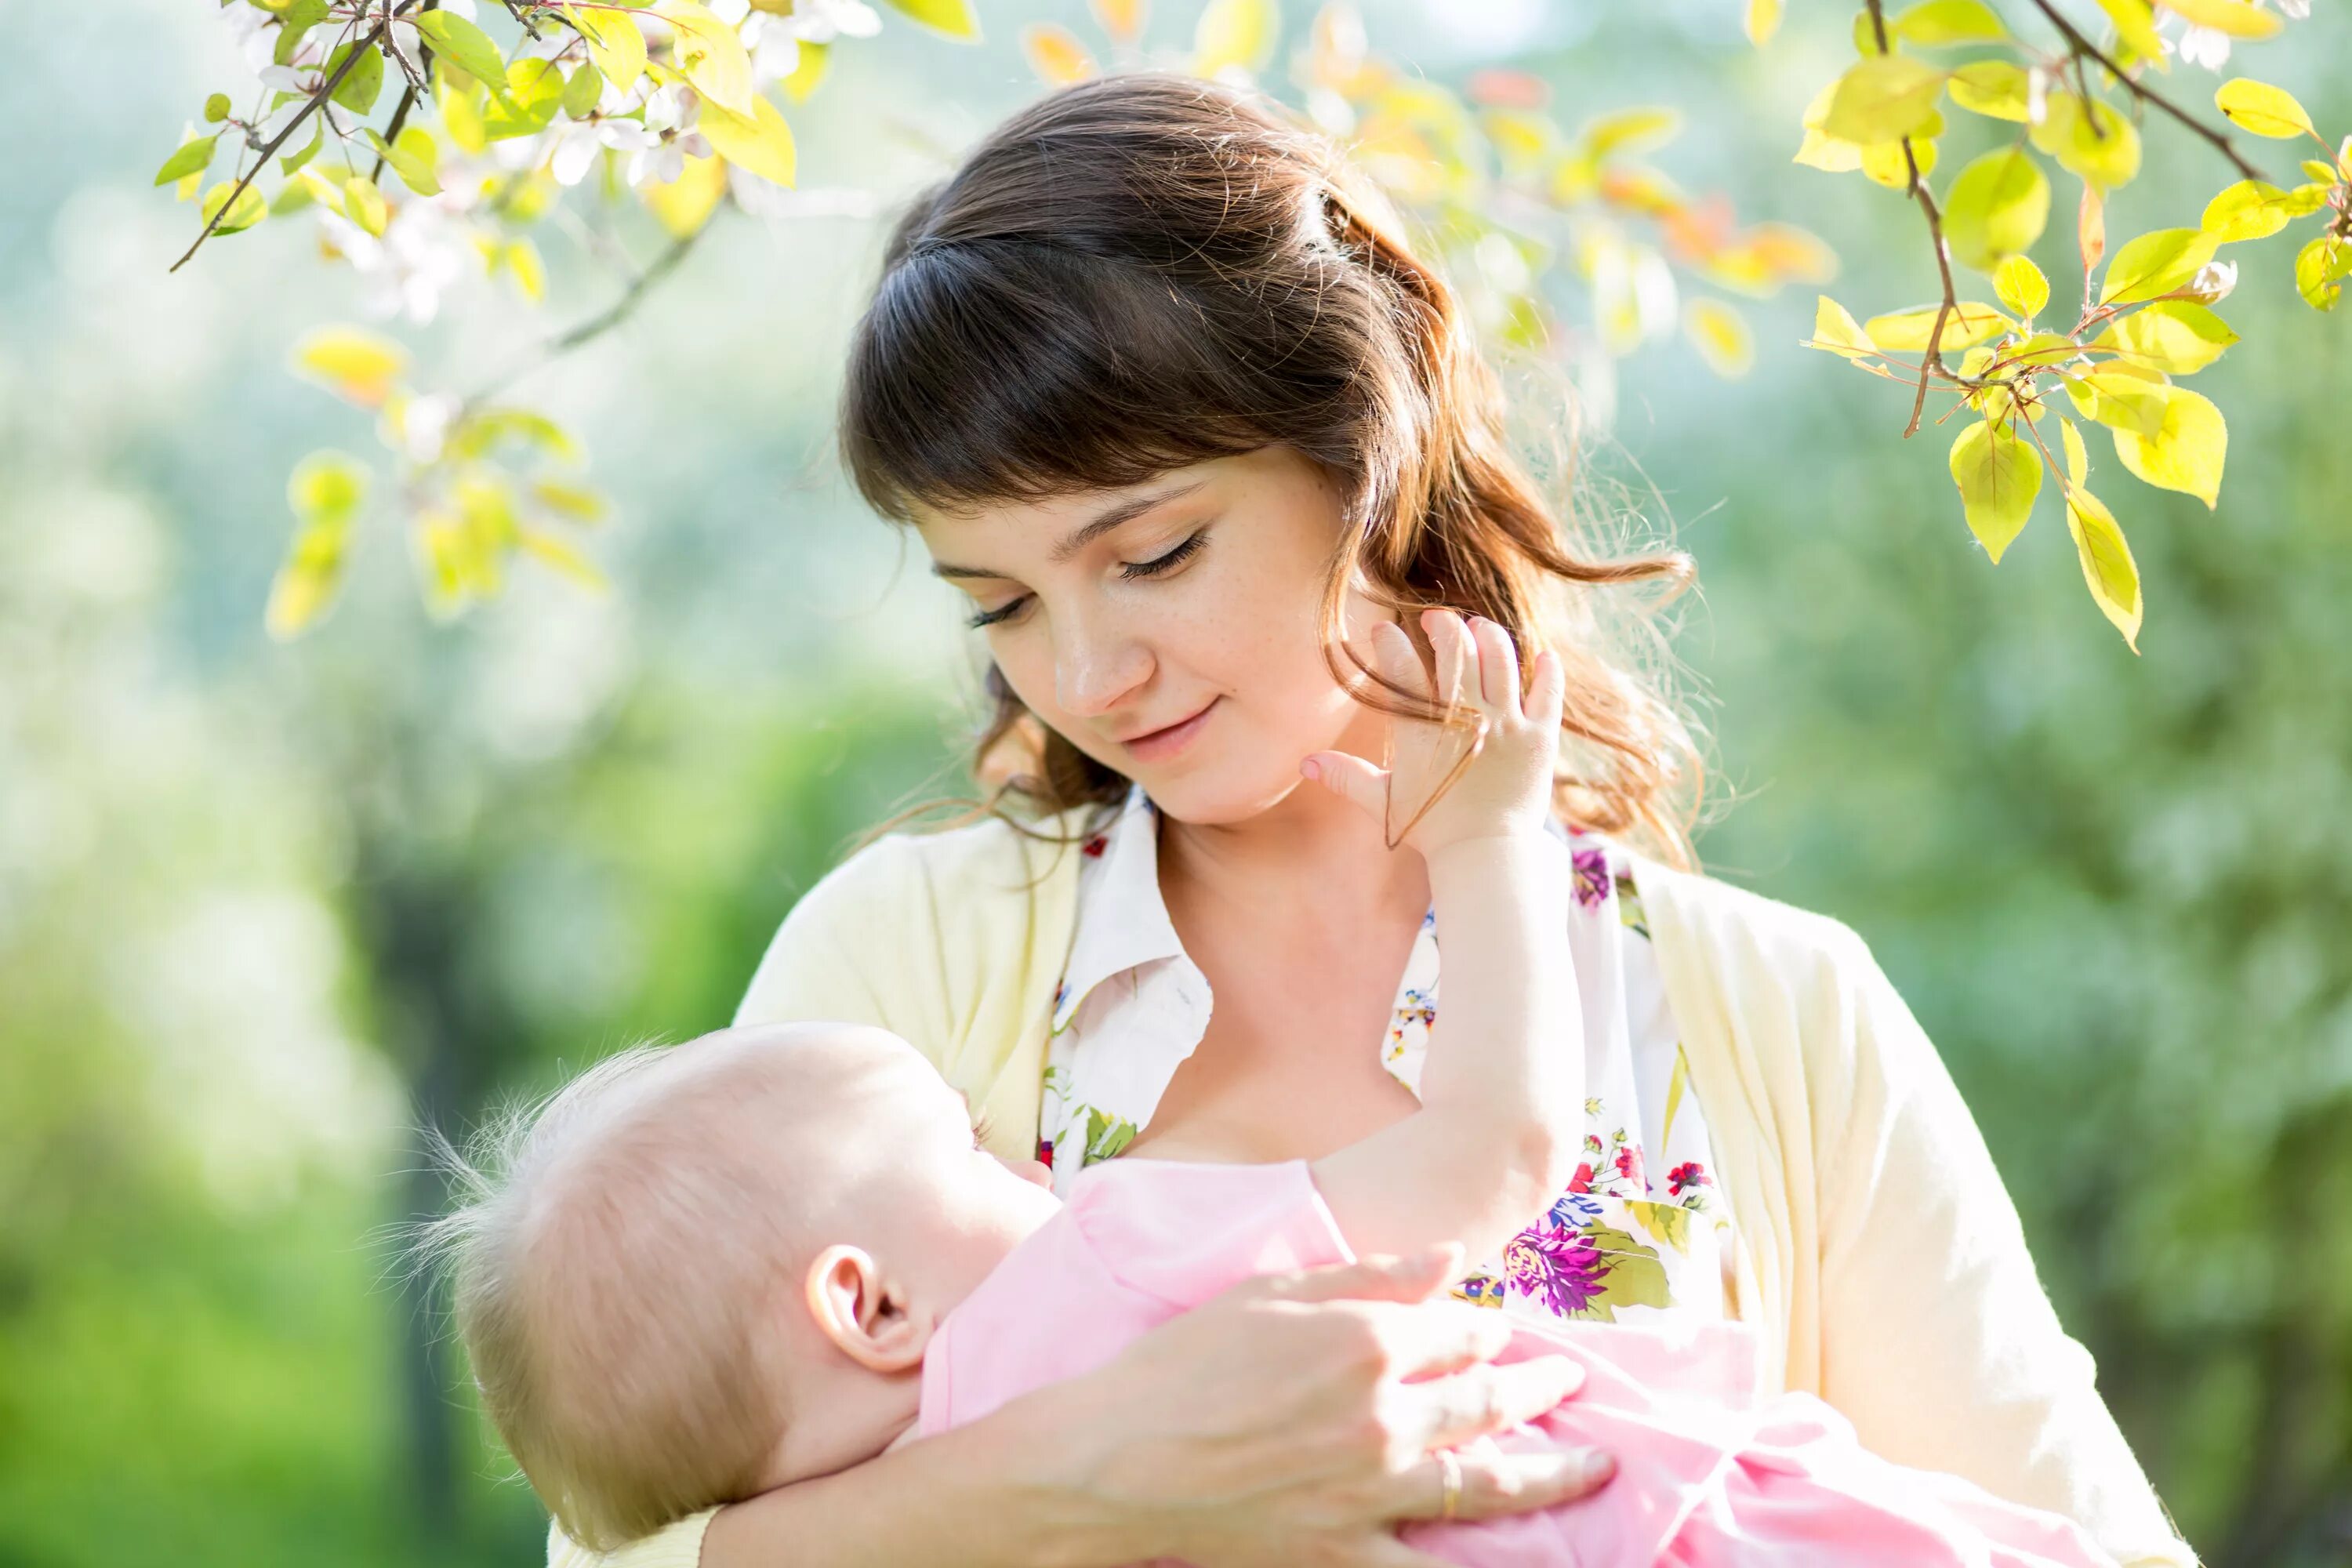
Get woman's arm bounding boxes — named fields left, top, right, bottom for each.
left=557, top=1252, right=1613, bottom=1568
left=1810, top=928, right=2198, bottom=1568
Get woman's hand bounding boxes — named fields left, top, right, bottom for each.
left=1035, top=1245, right=1614, bottom=1568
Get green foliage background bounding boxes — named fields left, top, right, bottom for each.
left=2, top=3, right=2345, bottom=1566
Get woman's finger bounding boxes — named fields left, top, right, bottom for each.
left=1252, top=1246, right=1465, bottom=1306
left=1401, top=1354, right=1589, bottom=1451
left=1388, top=1445, right=1617, bottom=1526
left=1468, top=616, right=1520, bottom=714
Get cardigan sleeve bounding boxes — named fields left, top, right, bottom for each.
left=1806, top=921, right=2200, bottom=1568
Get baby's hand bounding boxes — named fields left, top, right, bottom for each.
left=1302, top=609, right=1566, bottom=857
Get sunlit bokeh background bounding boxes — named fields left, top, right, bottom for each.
left=5, top=2, right=2348, bottom=1564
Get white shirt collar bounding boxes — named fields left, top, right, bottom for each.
left=1051, top=782, right=1187, bottom=1033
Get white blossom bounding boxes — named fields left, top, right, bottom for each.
left=547, top=114, right=659, bottom=186
left=317, top=200, right=470, bottom=326
left=741, top=13, right=806, bottom=89
left=2176, top=24, right=2232, bottom=68
left=2184, top=259, right=2239, bottom=304
left=632, top=84, right=712, bottom=186
left=769, top=0, right=881, bottom=43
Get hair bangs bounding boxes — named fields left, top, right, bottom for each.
left=840, top=238, right=1284, bottom=522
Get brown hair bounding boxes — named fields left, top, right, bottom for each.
left=842, top=73, right=1705, bottom=866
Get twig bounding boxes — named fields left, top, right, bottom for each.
left=1864, top=0, right=1962, bottom=437
left=170, top=20, right=390, bottom=272
left=2024, top=0, right=2266, bottom=182
left=370, top=85, right=420, bottom=183
left=465, top=229, right=706, bottom=407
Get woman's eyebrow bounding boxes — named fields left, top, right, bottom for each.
left=927, top=481, right=1208, bottom=579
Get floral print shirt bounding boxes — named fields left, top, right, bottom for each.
left=1039, top=784, right=1737, bottom=1327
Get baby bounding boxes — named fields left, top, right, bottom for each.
left=428, top=610, right=2122, bottom=1567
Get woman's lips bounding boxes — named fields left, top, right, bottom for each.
left=1120, top=699, right=1219, bottom=764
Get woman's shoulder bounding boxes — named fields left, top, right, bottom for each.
left=795, top=805, right=1102, bottom=918
left=1620, top=847, right=1878, bottom=991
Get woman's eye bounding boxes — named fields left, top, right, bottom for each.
left=967, top=595, right=1031, bottom=630
left=1119, top=530, right=1207, bottom=580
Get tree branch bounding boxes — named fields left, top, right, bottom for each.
left=171, top=22, right=387, bottom=273
left=2024, top=0, right=2267, bottom=183
left=465, top=228, right=706, bottom=408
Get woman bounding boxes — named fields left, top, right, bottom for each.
left=558, top=75, right=2196, bottom=1568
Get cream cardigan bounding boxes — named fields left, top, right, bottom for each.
left=553, top=812, right=2198, bottom=1568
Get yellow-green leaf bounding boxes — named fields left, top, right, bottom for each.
left=530, top=479, right=610, bottom=523
left=1584, top=107, right=1682, bottom=160
left=437, top=65, right=489, bottom=154
left=1948, top=416, right=2042, bottom=563
left=518, top=527, right=611, bottom=593
left=1192, top=0, right=1274, bottom=76
left=1684, top=298, right=1755, bottom=377
left=2201, top=178, right=2294, bottom=242
left=1946, top=59, right=2030, bottom=120
left=1861, top=131, right=1936, bottom=188
left=1806, top=294, right=1882, bottom=360
left=2092, top=0, right=2169, bottom=64
left=782, top=40, right=829, bottom=102
left=1863, top=299, right=2013, bottom=352
left=156, top=133, right=220, bottom=187
left=2004, top=329, right=2080, bottom=372
left=654, top=0, right=756, bottom=114
left=1746, top=0, right=1784, bottom=45
left=2060, top=415, right=2091, bottom=487
left=2101, top=227, right=2220, bottom=304
left=565, top=4, right=648, bottom=93
left=697, top=92, right=797, bottom=187
left=2077, top=361, right=2172, bottom=439
left=344, top=175, right=390, bottom=238
left=2063, top=484, right=2143, bottom=651
left=2214, top=77, right=2314, bottom=139
left=643, top=151, right=728, bottom=237
left=2110, top=384, right=2227, bottom=507
left=2296, top=234, right=2349, bottom=310
left=1091, top=0, right=1145, bottom=43
left=267, top=452, right=368, bottom=641
left=1819, top=55, right=1947, bottom=143
left=1890, top=0, right=2007, bottom=44
left=2092, top=300, right=2237, bottom=375
left=1944, top=146, right=2050, bottom=271
left=1994, top=254, right=2050, bottom=318
left=2155, top=0, right=2282, bottom=39
left=415, top=10, right=509, bottom=92
left=884, top=0, right=984, bottom=40
left=481, top=58, right=566, bottom=140
left=1022, top=22, right=1098, bottom=85
left=2031, top=92, right=2141, bottom=192
left=504, top=237, right=547, bottom=303
left=200, top=180, right=269, bottom=236
left=366, top=126, right=441, bottom=196
left=292, top=326, right=408, bottom=408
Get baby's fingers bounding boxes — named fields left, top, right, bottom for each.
left=1524, top=647, right=1566, bottom=728
left=1418, top=608, right=1470, bottom=717
left=1367, top=620, right=1430, bottom=704
left=1468, top=617, right=1521, bottom=714
left=1301, top=750, right=1389, bottom=822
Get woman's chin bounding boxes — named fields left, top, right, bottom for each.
left=1133, top=764, right=1319, bottom=829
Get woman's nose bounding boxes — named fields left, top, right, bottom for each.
left=1054, top=613, right=1152, bottom=718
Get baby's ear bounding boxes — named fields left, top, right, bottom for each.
left=803, top=1244, right=931, bottom=1373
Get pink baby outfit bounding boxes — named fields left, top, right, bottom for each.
left=917, top=1159, right=2120, bottom=1568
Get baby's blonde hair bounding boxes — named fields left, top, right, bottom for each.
left=414, top=1040, right=801, bottom=1550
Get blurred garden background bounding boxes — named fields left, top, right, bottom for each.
left=3, top=1, right=2348, bottom=1564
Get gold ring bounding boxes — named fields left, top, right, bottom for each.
left=1437, top=1447, right=1462, bottom=1523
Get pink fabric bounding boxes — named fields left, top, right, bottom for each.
left=919, top=1158, right=2120, bottom=1568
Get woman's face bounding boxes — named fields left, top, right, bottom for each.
left=916, top=446, right=1379, bottom=826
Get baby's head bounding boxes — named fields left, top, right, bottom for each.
left=420, top=1022, right=1057, bottom=1549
